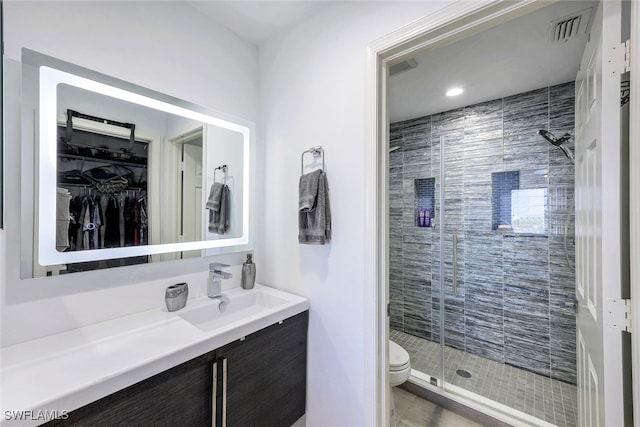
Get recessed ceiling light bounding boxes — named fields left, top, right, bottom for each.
left=446, top=87, right=464, bottom=97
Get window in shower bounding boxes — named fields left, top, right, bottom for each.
left=414, top=178, right=435, bottom=227
left=511, top=188, right=547, bottom=234
left=491, top=171, right=519, bottom=230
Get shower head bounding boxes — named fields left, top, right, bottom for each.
left=538, top=129, right=571, bottom=146
left=537, top=129, right=575, bottom=164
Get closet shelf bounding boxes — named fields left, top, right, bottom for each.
left=58, top=179, right=147, bottom=192
left=58, top=153, right=148, bottom=168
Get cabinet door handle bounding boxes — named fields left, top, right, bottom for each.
left=211, top=361, right=217, bottom=427
left=222, top=357, right=228, bottom=427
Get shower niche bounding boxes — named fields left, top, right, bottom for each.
left=414, top=178, right=435, bottom=228
left=491, top=171, right=519, bottom=230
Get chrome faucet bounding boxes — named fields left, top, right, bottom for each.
left=208, top=263, right=232, bottom=298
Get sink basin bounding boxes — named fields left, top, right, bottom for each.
left=178, top=290, right=289, bottom=332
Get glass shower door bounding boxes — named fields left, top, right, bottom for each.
left=388, top=117, right=442, bottom=389
left=434, top=124, right=468, bottom=393
left=438, top=92, right=578, bottom=427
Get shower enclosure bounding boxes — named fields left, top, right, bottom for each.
left=389, top=82, right=577, bottom=426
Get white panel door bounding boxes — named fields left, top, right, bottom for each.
left=574, top=1, right=625, bottom=426
left=181, top=142, right=203, bottom=258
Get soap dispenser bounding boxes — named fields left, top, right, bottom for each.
left=241, top=253, right=256, bottom=290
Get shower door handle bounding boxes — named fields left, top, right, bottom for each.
left=452, top=233, right=458, bottom=295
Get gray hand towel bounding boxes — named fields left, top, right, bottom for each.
left=207, top=183, right=230, bottom=235
left=298, top=170, right=331, bottom=245
left=218, top=184, right=230, bottom=234
left=206, top=182, right=224, bottom=211
left=299, top=169, right=322, bottom=212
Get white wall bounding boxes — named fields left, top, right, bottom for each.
left=256, top=2, right=448, bottom=425
left=4, top=1, right=257, bottom=120
left=1, top=1, right=258, bottom=347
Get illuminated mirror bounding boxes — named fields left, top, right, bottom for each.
left=23, top=49, right=254, bottom=274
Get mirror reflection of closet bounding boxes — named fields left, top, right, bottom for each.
left=56, top=110, right=150, bottom=274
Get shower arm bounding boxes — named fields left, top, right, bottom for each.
left=559, top=144, right=575, bottom=164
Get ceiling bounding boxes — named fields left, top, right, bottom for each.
left=389, top=1, right=597, bottom=122
left=186, top=1, right=325, bottom=46
left=184, top=1, right=596, bottom=123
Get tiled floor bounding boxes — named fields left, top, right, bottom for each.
left=391, top=329, right=577, bottom=427
left=393, top=386, right=483, bottom=427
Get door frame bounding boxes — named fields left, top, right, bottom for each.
left=629, top=2, right=640, bottom=425
left=363, top=0, right=640, bottom=425
left=166, top=126, right=204, bottom=261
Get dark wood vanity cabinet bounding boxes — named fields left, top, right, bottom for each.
left=45, top=311, right=308, bottom=427
left=44, top=349, right=216, bottom=426
left=214, top=310, right=308, bottom=427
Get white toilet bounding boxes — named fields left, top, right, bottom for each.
left=389, top=340, right=411, bottom=427
left=389, top=340, right=411, bottom=386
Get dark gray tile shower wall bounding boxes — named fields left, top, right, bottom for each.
left=389, top=82, right=577, bottom=384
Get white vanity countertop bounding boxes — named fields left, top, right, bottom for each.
left=0, top=285, right=309, bottom=426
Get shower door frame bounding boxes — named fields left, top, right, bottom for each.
left=364, top=0, right=640, bottom=426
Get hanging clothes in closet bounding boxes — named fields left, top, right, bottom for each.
left=61, top=190, right=147, bottom=252
left=104, top=195, right=121, bottom=248
left=123, top=194, right=148, bottom=246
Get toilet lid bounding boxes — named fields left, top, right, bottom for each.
left=389, top=340, right=410, bottom=371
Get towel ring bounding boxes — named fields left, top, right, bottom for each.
left=301, top=146, right=324, bottom=174
left=214, top=165, right=227, bottom=183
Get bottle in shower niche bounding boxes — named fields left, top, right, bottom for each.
left=241, top=253, right=256, bottom=290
